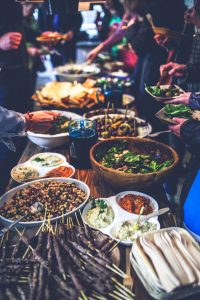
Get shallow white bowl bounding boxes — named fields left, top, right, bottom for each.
left=27, top=110, right=81, bottom=148
left=0, top=178, right=90, bottom=228
left=115, top=191, right=159, bottom=217
left=110, top=218, right=160, bottom=247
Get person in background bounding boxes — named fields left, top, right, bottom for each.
left=126, top=0, right=186, bottom=129
left=38, top=0, right=82, bottom=66
left=160, top=0, right=200, bottom=93
left=97, top=0, right=124, bottom=41
left=87, top=0, right=147, bottom=64
left=166, top=92, right=200, bottom=241
left=0, top=0, right=33, bottom=196
left=22, top=3, right=44, bottom=91
left=0, top=0, right=32, bottom=113
left=96, top=0, right=125, bottom=60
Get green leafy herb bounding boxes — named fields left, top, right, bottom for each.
left=91, top=199, right=108, bottom=214
left=96, top=141, right=173, bottom=174
left=165, top=104, right=192, bottom=118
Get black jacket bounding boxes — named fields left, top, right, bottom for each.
left=126, top=0, right=185, bottom=57
left=0, top=0, right=28, bottom=68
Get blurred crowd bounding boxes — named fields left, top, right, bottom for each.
left=0, top=0, right=200, bottom=239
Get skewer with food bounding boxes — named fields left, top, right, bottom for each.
left=0, top=217, right=135, bottom=300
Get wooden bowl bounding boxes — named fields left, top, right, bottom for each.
left=90, top=137, right=179, bottom=190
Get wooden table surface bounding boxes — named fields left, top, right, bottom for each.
left=5, top=141, right=181, bottom=300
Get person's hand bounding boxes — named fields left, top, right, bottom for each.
left=24, top=111, right=59, bottom=133
left=165, top=92, right=191, bottom=105
left=0, top=32, right=22, bottom=51
left=64, top=31, right=74, bottom=41
left=87, top=45, right=103, bottom=63
left=169, top=117, right=188, bottom=137
left=27, top=47, right=42, bottom=57
left=154, top=34, right=171, bottom=48
left=160, top=62, right=187, bottom=79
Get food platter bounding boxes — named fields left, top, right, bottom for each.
left=89, top=114, right=152, bottom=139
left=145, top=85, right=185, bottom=102
left=82, top=191, right=160, bottom=246
left=32, top=81, right=101, bottom=110
left=156, top=104, right=200, bottom=125
left=0, top=178, right=90, bottom=228
left=11, top=152, right=75, bottom=183
left=27, top=110, right=81, bottom=148
left=54, top=63, right=101, bottom=82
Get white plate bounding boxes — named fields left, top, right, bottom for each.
left=0, top=178, right=90, bottom=228
left=89, top=114, right=152, bottom=139
left=54, top=64, right=101, bottom=82
left=145, top=85, right=185, bottom=102
left=11, top=152, right=75, bottom=183
left=82, top=191, right=159, bottom=247
left=27, top=110, right=82, bottom=148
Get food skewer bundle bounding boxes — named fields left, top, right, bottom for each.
left=0, top=216, right=135, bottom=300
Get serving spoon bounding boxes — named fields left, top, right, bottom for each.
left=139, top=207, right=170, bottom=223
left=0, top=202, right=45, bottom=237
left=148, top=130, right=171, bottom=138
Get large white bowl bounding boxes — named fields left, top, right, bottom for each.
left=89, top=114, right=152, bottom=139
left=27, top=110, right=82, bottom=148
left=54, top=63, right=101, bottom=82
left=0, top=178, right=90, bottom=228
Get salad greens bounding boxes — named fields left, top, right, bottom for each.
left=146, top=85, right=183, bottom=98
left=96, top=141, right=173, bottom=174
left=164, top=104, right=192, bottom=118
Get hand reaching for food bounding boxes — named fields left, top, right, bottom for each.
left=160, top=62, right=187, bottom=80
left=24, top=111, right=59, bottom=133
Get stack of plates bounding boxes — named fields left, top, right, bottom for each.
left=130, top=227, right=200, bottom=299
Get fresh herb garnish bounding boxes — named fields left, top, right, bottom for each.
left=91, top=199, right=108, bottom=214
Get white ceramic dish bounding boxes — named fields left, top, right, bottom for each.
left=82, top=191, right=159, bottom=246
left=54, top=64, right=101, bottom=82
left=110, top=218, right=160, bottom=247
left=145, top=85, right=185, bottom=102
left=11, top=153, right=75, bottom=183
left=115, top=191, right=159, bottom=217
left=27, top=110, right=82, bottom=148
left=83, top=108, right=136, bottom=119
left=89, top=114, right=152, bottom=139
left=0, top=178, right=90, bottom=228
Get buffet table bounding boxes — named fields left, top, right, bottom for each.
left=5, top=140, right=180, bottom=300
